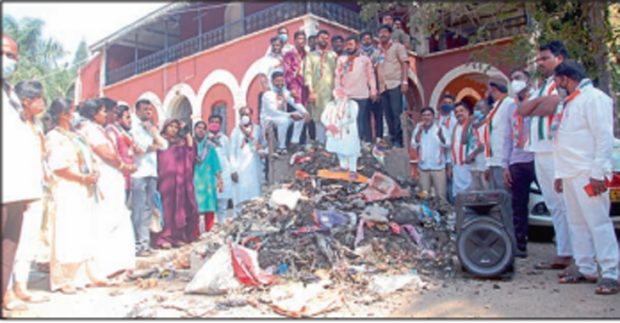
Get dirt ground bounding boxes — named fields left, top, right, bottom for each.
left=4, top=241, right=619, bottom=319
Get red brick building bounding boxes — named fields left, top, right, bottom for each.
left=77, top=1, right=527, bottom=134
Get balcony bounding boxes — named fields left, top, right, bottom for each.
left=106, top=2, right=366, bottom=86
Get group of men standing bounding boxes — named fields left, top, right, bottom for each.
left=258, top=14, right=411, bottom=155
left=412, top=40, right=619, bottom=295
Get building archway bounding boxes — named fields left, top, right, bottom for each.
left=162, top=83, right=199, bottom=126
left=429, top=63, right=508, bottom=109
left=202, top=83, right=235, bottom=135
left=168, top=96, right=193, bottom=132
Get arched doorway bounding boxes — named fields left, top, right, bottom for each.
left=435, top=73, right=493, bottom=111
left=169, top=96, right=193, bottom=133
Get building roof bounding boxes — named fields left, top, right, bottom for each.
left=89, top=2, right=189, bottom=52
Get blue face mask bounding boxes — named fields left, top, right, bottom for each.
left=440, top=104, right=454, bottom=113
left=279, top=34, right=288, bottom=44
left=473, top=110, right=484, bottom=120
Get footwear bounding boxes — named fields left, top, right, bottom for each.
left=595, top=278, right=619, bottom=295
left=136, top=249, right=151, bottom=257
left=558, top=270, right=597, bottom=284
left=59, top=286, right=78, bottom=295
left=534, top=260, right=570, bottom=270
left=24, top=294, right=50, bottom=303
left=3, top=299, right=28, bottom=311
left=158, top=242, right=172, bottom=250
left=515, top=249, right=528, bottom=259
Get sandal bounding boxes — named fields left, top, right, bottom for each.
left=558, top=271, right=597, bottom=284
left=3, top=299, right=28, bottom=311
left=534, top=261, right=570, bottom=270
left=595, top=278, right=619, bottom=295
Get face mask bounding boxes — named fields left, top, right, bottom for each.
left=361, top=44, right=373, bottom=52
left=3, top=56, right=17, bottom=78
left=241, top=115, right=251, bottom=125
left=274, top=85, right=284, bottom=94
left=473, top=110, right=484, bottom=121
left=510, top=80, right=527, bottom=94
left=208, top=122, right=221, bottom=133
left=279, top=34, right=288, bottom=44
left=440, top=104, right=453, bottom=113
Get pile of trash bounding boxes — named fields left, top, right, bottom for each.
left=187, top=143, right=455, bottom=288
left=126, top=144, right=456, bottom=318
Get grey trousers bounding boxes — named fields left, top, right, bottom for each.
left=488, top=166, right=507, bottom=191
left=131, top=176, right=157, bottom=252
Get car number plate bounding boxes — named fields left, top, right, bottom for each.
left=610, top=189, right=620, bottom=202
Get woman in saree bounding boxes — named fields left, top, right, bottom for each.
left=154, top=119, right=199, bottom=249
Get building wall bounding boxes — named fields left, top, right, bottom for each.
left=78, top=53, right=102, bottom=101
left=91, top=16, right=356, bottom=137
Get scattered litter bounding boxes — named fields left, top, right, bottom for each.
left=368, top=273, right=425, bottom=296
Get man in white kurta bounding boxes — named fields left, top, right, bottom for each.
left=230, top=107, right=267, bottom=215
left=411, top=107, right=450, bottom=202
left=553, top=61, right=618, bottom=292
left=519, top=41, right=573, bottom=269
left=260, top=37, right=285, bottom=91
left=321, top=89, right=360, bottom=179
left=206, top=115, right=234, bottom=221
left=484, top=75, right=514, bottom=191
left=260, top=71, right=308, bottom=154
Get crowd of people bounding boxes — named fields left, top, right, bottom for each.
left=412, top=40, right=618, bottom=295
left=1, top=15, right=619, bottom=313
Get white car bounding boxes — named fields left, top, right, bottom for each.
left=528, top=139, right=620, bottom=238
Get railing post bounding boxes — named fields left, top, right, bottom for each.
left=134, top=33, right=139, bottom=75
left=164, top=18, right=169, bottom=63
left=198, top=9, right=203, bottom=50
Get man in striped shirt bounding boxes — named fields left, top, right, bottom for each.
left=518, top=41, right=572, bottom=271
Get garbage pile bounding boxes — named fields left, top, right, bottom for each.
left=188, top=144, right=456, bottom=289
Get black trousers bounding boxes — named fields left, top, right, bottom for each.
left=369, top=100, right=383, bottom=142
left=2, top=201, right=28, bottom=308
left=354, top=98, right=372, bottom=143
left=509, top=161, right=536, bottom=250
left=381, top=87, right=403, bottom=147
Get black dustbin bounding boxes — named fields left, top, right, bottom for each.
left=455, top=190, right=516, bottom=277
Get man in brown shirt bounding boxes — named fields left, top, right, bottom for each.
left=376, top=25, right=409, bottom=147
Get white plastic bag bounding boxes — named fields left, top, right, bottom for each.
left=184, top=245, right=241, bottom=295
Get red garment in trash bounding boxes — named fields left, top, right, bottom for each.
left=359, top=172, right=410, bottom=202
left=229, top=241, right=276, bottom=286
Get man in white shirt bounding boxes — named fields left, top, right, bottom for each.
left=411, top=107, right=450, bottom=202
left=260, top=37, right=285, bottom=92
left=552, top=60, right=619, bottom=295
left=130, top=99, right=168, bottom=257
left=437, top=94, right=458, bottom=202
left=518, top=41, right=573, bottom=271
left=483, top=75, right=514, bottom=191
left=260, top=71, right=308, bottom=155
left=2, top=35, right=45, bottom=305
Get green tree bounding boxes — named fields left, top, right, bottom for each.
left=72, top=39, right=89, bottom=74
left=2, top=15, right=74, bottom=103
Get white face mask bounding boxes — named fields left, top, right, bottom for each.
left=241, top=115, right=251, bottom=125
left=3, top=56, right=17, bottom=78
left=510, top=80, right=527, bottom=95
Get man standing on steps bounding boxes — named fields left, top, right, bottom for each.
left=304, top=30, right=338, bottom=144
left=518, top=41, right=573, bottom=272
left=376, top=24, right=409, bottom=148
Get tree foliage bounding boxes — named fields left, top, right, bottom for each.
left=358, top=1, right=618, bottom=102
left=2, top=15, right=78, bottom=104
